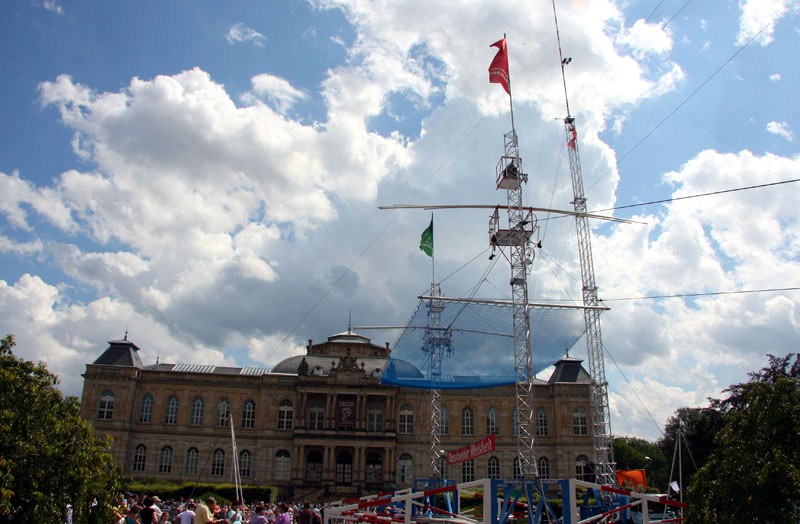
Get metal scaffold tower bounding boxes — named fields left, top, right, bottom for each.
left=552, top=0, right=616, bottom=485
left=424, top=282, right=452, bottom=478
left=489, top=129, right=537, bottom=478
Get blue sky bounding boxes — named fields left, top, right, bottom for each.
left=1, top=0, right=799, bottom=441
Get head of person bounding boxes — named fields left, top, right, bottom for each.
left=151, top=496, right=161, bottom=506
left=205, top=497, right=216, bottom=508
left=279, top=503, right=289, bottom=513
left=187, top=503, right=197, bottom=510
left=256, top=505, right=266, bottom=514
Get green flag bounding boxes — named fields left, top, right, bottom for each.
left=419, top=217, right=433, bottom=257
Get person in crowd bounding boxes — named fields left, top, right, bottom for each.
left=298, top=502, right=321, bottom=524
left=139, top=497, right=158, bottom=524
left=278, top=503, right=293, bottom=524
left=176, top=502, right=197, bottom=524
left=149, top=496, right=163, bottom=520
left=195, top=497, right=226, bottom=524
left=228, top=500, right=244, bottom=523
left=248, top=505, right=269, bottom=524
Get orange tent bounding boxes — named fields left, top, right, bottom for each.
left=616, top=469, right=647, bottom=491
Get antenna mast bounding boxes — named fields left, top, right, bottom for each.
left=551, top=0, right=616, bottom=485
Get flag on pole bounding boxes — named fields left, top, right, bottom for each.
left=489, top=37, right=510, bottom=94
left=419, top=217, right=433, bottom=257
left=669, top=480, right=680, bottom=493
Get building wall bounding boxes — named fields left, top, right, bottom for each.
left=81, top=341, right=596, bottom=498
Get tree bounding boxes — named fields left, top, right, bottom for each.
left=0, top=334, right=124, bottom=523
left=657, top=406, right=724, bottom=491
left=687, top=354, right=800, bottom=523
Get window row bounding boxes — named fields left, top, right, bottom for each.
left=98, top=390, right=589, bottom=436
left=400, top=453, right=593, bottom=483
left=132, top=445, right=291, bottom=480
left=131, top=445, right=593, bottom=484
left=98, top=390, right=257, bottom=428
left=400, top=405, right=590, bottom=437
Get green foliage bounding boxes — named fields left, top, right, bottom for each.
left=657, top=406, right=724, bottom=490
left=686, top=354, right=800, bottom=523
left=613, top=436, right=669, bottom=491
left=123, top=480, right=274, bottom=505
left=0, top=333, right=124, bottom=523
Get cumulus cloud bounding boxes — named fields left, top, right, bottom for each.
left=245, top=74, right=308, bottom=114
left=766, top=120, right=794, bottom=141
left=5, top=0, right=793, bottom=444
left=226, top=23, right=267, bottom=47
left=736, top=0, right=796, bottom=46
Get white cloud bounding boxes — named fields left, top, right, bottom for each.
left=6, top=0, right=795, bottom=445
left=617, top=18, right=673, bottom=58
left=736, top=0, right=796, bottom=46
left=770, top=73, right=781, bottom=81
left=244, top=74, right=308, bottom=114
left=40, top=0, right=64, bottom=15
left=766, top=120, right=794, bottom=141
left=226, top=23, right=267, bottom=47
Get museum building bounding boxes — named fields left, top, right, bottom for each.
left=80, top=330, right=596, bottom=499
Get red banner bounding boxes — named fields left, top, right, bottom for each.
left=447, top=434, right=496, bottom=465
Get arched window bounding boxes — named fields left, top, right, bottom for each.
left=278, top=400, right=294, bottom=430
left=397, top=454, right=414, bottom=484
left=513, top=457, right=523, bottom=480
left=572, top=407, right=588, bottom=435
left=576, top=455, right=592, bottom=481
left=336, top=451, right=353, bottom=483
left=165, top=395, right=179, bottom=424
left=536, top=408, right=548, bottom=436
left=487, top=456, right=500, bottom=479
left=242, top=400, right=256, bottom=429
left=440, top=407, right=449, bottom=435
left=239, top=450, right=252, bottom=478
left=486, top=407, right=498, bottom=435
left=159, top=446, right=173, bottom=474
left=438, top=457, right=449, bottom=480
left=461, top=407, right=474, bottom=436
left=367, top=399, right=383, bottom=432
left=98, top=389, right=115, bottom=420
left=216, top=399, right=230, bottom=427
left=185, top=447, right=199, bottom=476
left=274, top=450, right=291, bottom=481
left=309, top=399, right=325, bottom=430
left=511, top=408, right=520, bottom=436
left=538, top=457, right=550, bottom=479
left=139, top=394, right=154, bottom=423
left=191, top=397, right=204, bottom=426
left=306, top=450, right=323, bottom=482
left=366, top=452, right=382, bottom=485
left=211, top=448, right=225, bottom=476
left=462, top=459, right=475, bottom=482
left=133, top=444, right=147, bottom=472
left=398, top=404, right=414, bottom=434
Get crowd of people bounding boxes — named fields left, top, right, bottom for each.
left=100, top=494, right=324, bottom=524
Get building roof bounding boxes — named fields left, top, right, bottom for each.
left=92, top=339, right=144, bottom=368
left=548, top=356, right=592, bottom=384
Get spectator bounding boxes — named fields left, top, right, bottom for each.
left=176, top=502, right=197, bottom=524
left=249, top=505, right=269, bottom=524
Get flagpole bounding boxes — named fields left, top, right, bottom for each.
left=431, top=212, right=435, bottom=284
left=505, top=33, right=518, bottom=145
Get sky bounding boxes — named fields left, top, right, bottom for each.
left=1, top=0, right=799, bottom=442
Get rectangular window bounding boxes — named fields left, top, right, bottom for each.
left=367, top=411, right=383, bottom=432
left=462, top=460, right=475, bottom=483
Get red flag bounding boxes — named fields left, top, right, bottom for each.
left=489, top=38, right=510, bottom=94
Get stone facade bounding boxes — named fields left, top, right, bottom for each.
left=80, top=331, right=596, bottom=499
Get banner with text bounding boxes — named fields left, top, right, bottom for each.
left=447, top=434, right=496, bottom=465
